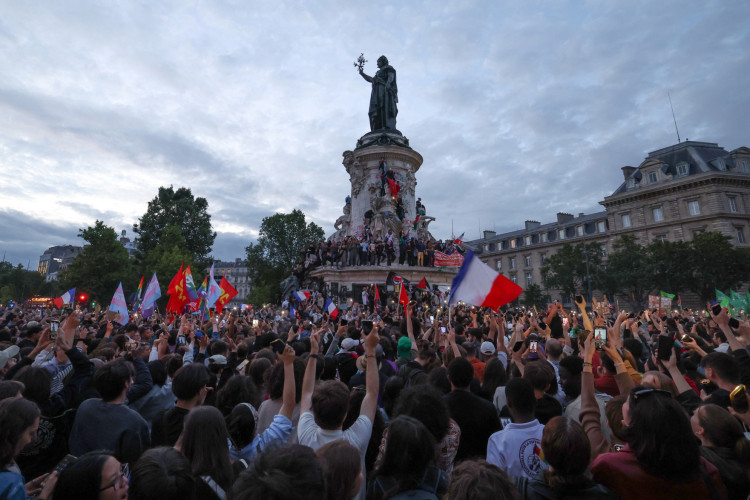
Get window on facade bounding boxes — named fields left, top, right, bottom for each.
left=524, top=235, right=532, bottom=246
left=526, top=273, right=533, bottom=286
left=742, top=160, right=750, bottom=173
left=653, top=207, right=663, bottom=222
left=627, top=178, right=635, bottom=189
left=656, top=234, right=667, bottom=243
left=541, top=253, right=547, bottom=262
left=558, top=229, right=565, bottom=240
left=601, top=247, right=607, bottom=258
left=677, top=163, right=688, bottom=177
left=540, top=232, right=548, bottom=243
left=597, top=221, right=606, bottom=233
left=510, top=257, right=515, bottom=269
left=729, top=197, right=737, bottom=213
left=484, top=244, right=489, bottom=252
left=689, top=201, right=700, bottom=216
left=510, top=239, right=516, bottom=249
left=576, top=226, right=584, bottom=236
left=496, top=260, right=502, bottom=270
left=737, top=228, right=746, bottom=244
left=524, top=256, right=531, bottom=267
left=648, top=171, right=658, bottom=184
left=715, top=158, right=727, bottom=171
left=622, top=214, right=631, bottom=228
left=511, top=274, right=517, bottom=284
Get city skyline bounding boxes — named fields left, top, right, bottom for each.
left=1, top=1, right=748, bottom=268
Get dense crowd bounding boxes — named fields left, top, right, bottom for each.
left=1, top=293, right=749, bottom=500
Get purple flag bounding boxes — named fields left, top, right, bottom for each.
left=109, top=283, right=129, bottom=323
left=141, top=273, right=162, bottom=318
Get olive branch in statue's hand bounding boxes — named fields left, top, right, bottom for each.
left=354, top=53, right=367, bottom=72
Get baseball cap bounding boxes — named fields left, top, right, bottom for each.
left=0, top=345, right=20, bottom=371
left=209, top=355, right=228, bottom=366
left=397, top=336, right=412, bottom=358
left=341, top=338, right=359, bottom=352
left=480, top=341, right=496, bottom=355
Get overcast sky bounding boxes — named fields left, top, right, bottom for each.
left=1, top=1, right=748, bottom=268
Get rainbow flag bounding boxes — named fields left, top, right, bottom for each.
left=132, top=276, right=144, bottom=313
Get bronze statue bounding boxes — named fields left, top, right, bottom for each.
left=358, top=55, right=398, bottom=131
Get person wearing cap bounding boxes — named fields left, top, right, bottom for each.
left=348, top=345, right=387, bottom=393
left=396, top=336, right=413, bottom=367
left=480, top=341, right=496, bottom=362
left=334, top=336, right=361, bottom=386
left=0, top=345, right=19, bottom=378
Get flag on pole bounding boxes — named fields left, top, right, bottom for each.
left=325, top=298, right=339, bottom=319
left=196, top=277, right=209, bottom=320
left=416, top=277, right=428, bottom=292
left=660, top=291, right=675, bottom=300
left=206, top=264, right=223, bottom=309
left=132, top=276, right=144, bottom=312
left=166, top=264, right=188, bottom=314
left=53, top=288, right=76, bottom=309
left=398, top=281, right=409, bottom=307
left=140, top=273, right=162, bottom=319
left=454, top=232, right=465, bottom=246
left=715, top=289, right=730, bottom=309
left=109, top=283, right=129, bottom=323
left=374, top=285, right=381, bottom=309
left=293, top=290, right=312, bottom=302
left=448, top=250, right=523, bottom=310
left=185, top=266, right=198, bottom=302
left=214, top=277, right=238, bottom=314
left=413, top=214, right=420, bottom=230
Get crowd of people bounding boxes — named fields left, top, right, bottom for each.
left=298, top=232, right=462, bottom=272
left=1, top=292, right=749, bottom=499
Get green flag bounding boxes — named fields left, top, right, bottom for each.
left=660, top=291, right=675, bottom=299
left=730, top=290, right=746, bottom=314
left=716, top=289, right=730, bottom=309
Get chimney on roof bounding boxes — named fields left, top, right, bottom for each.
left=483, top=230, right=496, bottom=239
left=557, top=213, right=574, bottom=224
left=525, top=221, right=540, bottom=230
left=621, top=166, right=636, bottom=181
left=578, top=213, right=584, bottom=218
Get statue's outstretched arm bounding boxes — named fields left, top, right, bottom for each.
left=359, top=69, right=374, bottom=83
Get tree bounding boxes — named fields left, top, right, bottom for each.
left=245, top=209, right=324, bottom=303
left=687, top=232, right=750, bottom=302
left=61, top=220, right=135, bottom=303
left=541, top=242, right=604, bottom=301
left=0, top=262, right=58, bottom=303
left=598, top=235, right=651, bottom=311
left=133, top=186, right=216, bottom=269
left=521, top=283, right=551, bottom=310
left=140, top=224, right=194, bottom=309
left=646, top=239, right=693, bottom=295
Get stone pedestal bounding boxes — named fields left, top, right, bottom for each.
left=332, top=130, right=428, bottom=241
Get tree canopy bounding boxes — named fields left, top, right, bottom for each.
left=133, top=186, right=216, bottom=270
left=540, top=242, right=604, bottom=301
left=245, top=209, right=324, bottom=304
left=0, top=262, right=59, bottom=303
left=61, top=220, right=135, bottom=303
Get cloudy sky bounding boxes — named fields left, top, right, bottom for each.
left=1, top=1, right=748, bottom=268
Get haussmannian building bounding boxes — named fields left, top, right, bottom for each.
left=466, top=140, right=750, bottom=302
left=213, top=258, right=252, bottom=305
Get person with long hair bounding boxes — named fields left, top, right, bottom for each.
left=129, top=447, right=196, bottom=500
left=692, top=404, right=750, bottom=500
left=591, top=385, right=727, bottom=500
left=367, top=415, right=447, bottom=499
left=317, top=440, right=363, bottom=500
left=0, top=397, right=56, bottom=500
left=515, top=416, right=615, bottom=499
left=175, top=406, right=234, bottom=500
left=53, top=452, right=127, bottom=500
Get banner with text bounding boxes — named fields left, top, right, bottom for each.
left=434, top=251, right=465, bottom=267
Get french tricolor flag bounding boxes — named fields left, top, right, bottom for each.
left=293, top=290, right=311, bottom=302
left=53, top=288, right=76, bottom=309
left=325, top=298, right=339, bottom=319
left=449, top=250, right=522, bottom=310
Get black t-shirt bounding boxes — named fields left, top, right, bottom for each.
left=151, top=406, right=189, bottom=447
left=444, top=390, right=502, bottom=461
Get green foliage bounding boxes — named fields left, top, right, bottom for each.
left=245, top=209, right=324, bottom=303
left=521, top=283, right=551, bottom=310
left=687, top=232, right=750, bottom=302
left=0, top=262, right=59, bottom=303
left=61, top=220, right=135, bottom=303
left=140, top=224, right=194, bottom=310
left=133, top=186, right=216, bottom=269
left=541, top=242, right=604, bottom=300
left=598, top=235, right=651, bottom=310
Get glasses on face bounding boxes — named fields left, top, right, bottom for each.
left=99, top=463, right=128, bottom=492
left=631, top=388, right=672, bottom=403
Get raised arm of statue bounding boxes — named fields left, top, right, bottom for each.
left=359, top=69, right=374, bottom=83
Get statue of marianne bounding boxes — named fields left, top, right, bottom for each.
left=359, top=55, right=398, bottom=131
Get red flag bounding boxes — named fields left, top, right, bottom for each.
left=374, top=285, right=381, bottom=309
left=166, top=264, right=188, bottom=313
left=387, top=178, right=400, bottom=197
left=214, top=277, right=238, bottom=314
left=398, top=282, right=409, bottom=307
left=416, top=277, right=428, bottom=291
left=167, top=263, right=184, bottom=295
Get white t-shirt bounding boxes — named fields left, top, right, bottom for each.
left=298, top=411, right=372, bottom=500
left=487, top=419, right=547, bottom=479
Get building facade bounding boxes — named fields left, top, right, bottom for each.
left=467, top=141, right=750, bottom=299
left=38, top=245, right=83, bottom=282
left=213, top=258, right=252, bottom=305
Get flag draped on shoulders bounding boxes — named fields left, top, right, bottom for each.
left=53, top=288, right=76, bottom=309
